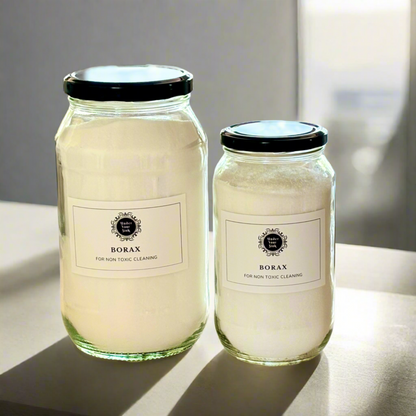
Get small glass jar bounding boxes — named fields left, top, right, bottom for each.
left=55, top=65, right=208, bottom=361
left=213, top=120, right=335, bottom=366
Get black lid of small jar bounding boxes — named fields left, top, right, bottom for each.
left=63, top=65, right=193, bottom=101
left=221, top=120, right=328, bottom=152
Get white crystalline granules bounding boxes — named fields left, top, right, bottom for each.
left=214, top=158, right=334, bottom=360
left=56, top=117, right=208, bottom=353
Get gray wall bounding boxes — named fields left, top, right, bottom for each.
left=0, top=0, right=298, bottom=212
left=408, top=0, right=416, bottom=250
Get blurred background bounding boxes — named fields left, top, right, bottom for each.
left=0, top=0, right=414, bottom=251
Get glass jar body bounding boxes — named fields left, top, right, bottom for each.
left=213, top=148, right=335, bottom=366
left=55, top=95, right=208, bottom=361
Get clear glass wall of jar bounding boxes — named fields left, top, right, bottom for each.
left=55, top=66, right=208, bottom=361
left=213, top=121, right=335, bottom=366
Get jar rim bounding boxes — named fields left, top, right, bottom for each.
left=63, top=65, right=193, bottom=102
left=221, top=120, right=328, bottom=153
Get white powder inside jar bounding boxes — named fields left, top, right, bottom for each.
left=215, top=161, right=334, bottom=360
left=57, top=117, right=208, bottom=353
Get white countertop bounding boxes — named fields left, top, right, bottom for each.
left=1, top=201, right=415, bottom=416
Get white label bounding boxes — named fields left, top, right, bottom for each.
left=67, top=195, right=188, bottom=278
left=220, top=210, right=325, bottom=294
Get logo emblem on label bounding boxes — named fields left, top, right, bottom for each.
left=258, top=228, right=288, bottom=256
left=111, top=212, right=142, bottom=241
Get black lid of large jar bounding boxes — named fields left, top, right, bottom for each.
left=63, top=65, right=193, bottom=101
left=221, top=120, right=328, bottom=152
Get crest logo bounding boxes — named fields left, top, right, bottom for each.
left=111, top=212, right=141, bottom=241
left=258, top=228, right=287, bottom=256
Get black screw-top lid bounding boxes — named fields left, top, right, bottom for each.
left=63, top=65, right=193, bottom=102
left=221, top=120, right=328, bottom=152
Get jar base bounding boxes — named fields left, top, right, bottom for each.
left=63, top=315, right=206, bottom=362
left=216, top=319, right=332, bottom=367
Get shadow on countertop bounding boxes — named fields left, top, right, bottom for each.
left=0, top=336, right=185, bottom=416
left=0, top=250, right=59, bottom=295
left=169, top=350, right=324, bottom=416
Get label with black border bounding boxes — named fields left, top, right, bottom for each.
left=220, top=210, right=325, bottom=294
left=67, top=195, right=188, bottom=278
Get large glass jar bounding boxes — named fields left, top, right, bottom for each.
left=213, top=120, right=335, bottom=366
left=55, top=65, right=208, bottom=361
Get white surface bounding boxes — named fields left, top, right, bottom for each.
left=0, top=202, right=65, bottom=373
left=1, top=202, right=416, bottom=416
